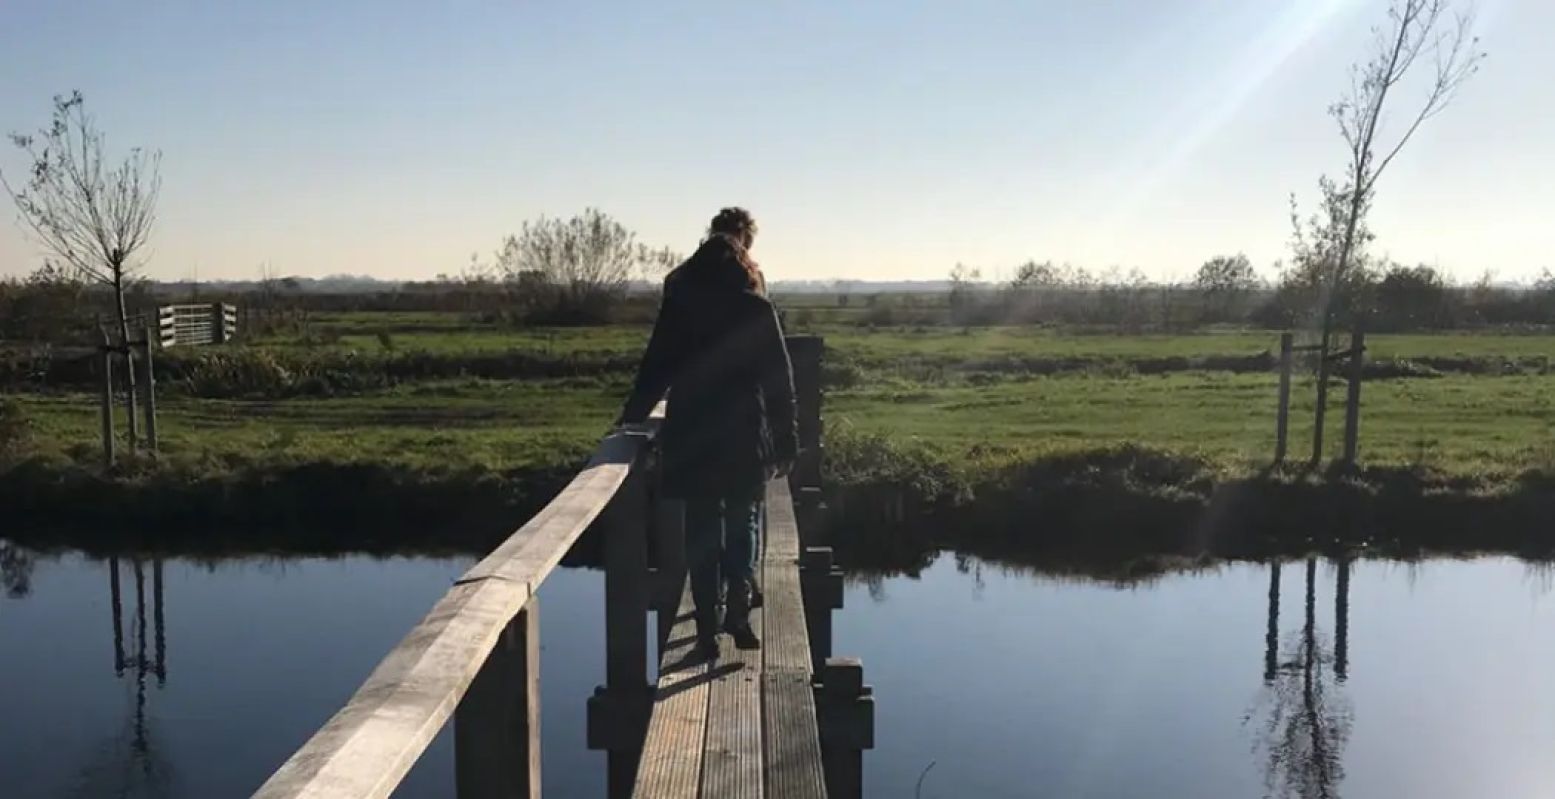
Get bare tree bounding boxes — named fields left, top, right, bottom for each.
left=3, top=92, right=162, bottom=446
left=1304, top=0, right=1485, bottom=465
left=635, top=243, right=682, bottom=284
left=1193, top=253, right=1261, bottom=322
left=495, top=208, right=665, bottom=323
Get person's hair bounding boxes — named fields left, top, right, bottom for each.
left=674, top=232, right=764, bottom=294
left=708, top=207, right=758, bottom=242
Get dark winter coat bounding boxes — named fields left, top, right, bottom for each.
left=620, top=253, right=798, bottom=499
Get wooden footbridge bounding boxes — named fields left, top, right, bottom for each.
left=253, top=337, right=874, bottom=799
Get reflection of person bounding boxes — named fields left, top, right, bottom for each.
left=619, top=207, right=797, bottom=659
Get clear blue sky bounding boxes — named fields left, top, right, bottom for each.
left=0, top=0, right=1548, bottom=284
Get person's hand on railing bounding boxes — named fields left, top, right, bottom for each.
left=616, top=420, right=654, bottom=436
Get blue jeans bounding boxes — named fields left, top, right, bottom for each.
left=685, top=490, right=762, bottom=630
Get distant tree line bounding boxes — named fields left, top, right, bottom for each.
left=6, top=253, right=1554, bottom=345
left=933, top=256, right=1555, bottom=332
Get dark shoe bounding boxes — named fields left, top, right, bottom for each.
left=694, top=610, right=721, bottom=661
left=724, top=621, right=761, bottom=650
left=696, top=632, right=721, bottom=661
left=750, top=585, right=764, bottom=609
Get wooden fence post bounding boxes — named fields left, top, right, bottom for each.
left=1275, top=332, right=1293, bottom=464
left=589, top=455, right=652, bottom=799
left=455, top=597, right=541, bottom=799
left=99, top=329, right=115, bottom=468
left=142, top=325, right=158, bottom=453
left=801, top=547, right=844, bottom=677
left=818, top=657, right=874, bottom=799
left=1342, top=329, right=1365, bottom=467
left=1312, top=329, right=1333, bottom=466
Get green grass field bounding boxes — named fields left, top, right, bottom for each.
left=259, top=312, right=1554, bottom=365
left=6, top=312, right=1553, bottom=482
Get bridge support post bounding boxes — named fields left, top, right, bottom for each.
left=787, top=335, right=825, bottom=541
left=653, top=489, right=686, bottom=649
left=590, top=462, right=652, bottom=799
left=817, top=656, right=874, bottom=799
left=797, top=485, right=827, bottom=549
left=455, top=596, right=540, bottom=799
left=801, top=547, right=844, bottom=677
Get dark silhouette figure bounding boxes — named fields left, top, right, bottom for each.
left=620, top=208, right=798, bottom=658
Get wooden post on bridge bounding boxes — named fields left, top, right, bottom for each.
left=801, top=547, right=844, bottom=677
left=818, top=656, right=875, bottom=799
left=589, top=460, right=653, bottom=799
left=787, top=335, right=825, bottom=545
left=454, top=597, right=540, bottom=799
left=1275, top=332, right=1293, bottom=464
left=653, top=488, right=686, bottom=649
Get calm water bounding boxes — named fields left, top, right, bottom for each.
left=4, top=545, right=1555, bottom=798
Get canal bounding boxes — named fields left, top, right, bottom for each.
left=2, top=543, right=1553, bottom=797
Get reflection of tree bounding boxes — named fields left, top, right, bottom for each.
left=69, top=556, right=174, bottom=797
left=0, top=541, right=36, bottom=597
left=1248, top=557, right=1353, bottom=799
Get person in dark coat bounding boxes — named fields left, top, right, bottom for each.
left=619, top=207, right=797, bottom=658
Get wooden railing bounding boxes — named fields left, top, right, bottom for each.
left=254, top=402, right=662, bottom=799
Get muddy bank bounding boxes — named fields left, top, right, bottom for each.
left=5, top=447, right=1553, bottom=584
left=0, top=458, right=577, bottom=556
left=820, top=445, right=1555, bottom=574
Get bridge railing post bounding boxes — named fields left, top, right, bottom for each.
left=588, top=446, right=653, bottom=799
left=455, top=596, right=540, bottom=799
left=801, top=546, right=843, bottom=677
left=652, top=460, right=686, bottom=649
left=818, top=656, right=875, bottom=799
left=786, top=335, right=825, bottom=545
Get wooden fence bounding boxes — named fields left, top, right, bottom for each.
left=158, top=303, right=238, bottom=347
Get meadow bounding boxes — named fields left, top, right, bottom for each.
left=6, top=310, right=1554, bottom=475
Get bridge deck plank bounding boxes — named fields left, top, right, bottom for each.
left=632, top=588, right=713, bottom=798
left=762, top=479, right=828, bottom=799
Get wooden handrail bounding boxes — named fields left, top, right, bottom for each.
left=253, top=405, right=665, bottom=799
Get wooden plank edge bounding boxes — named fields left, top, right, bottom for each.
left=252, top=577, right=530, bottom=799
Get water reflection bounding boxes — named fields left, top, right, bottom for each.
left=79, top=556, right=174, bottom=797
left=1250, top=557, right=1354, bottom=799
left=1, top=541, right=35, bottom=597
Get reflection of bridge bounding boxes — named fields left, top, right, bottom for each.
left=254, top=337, right=875, bottom=798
